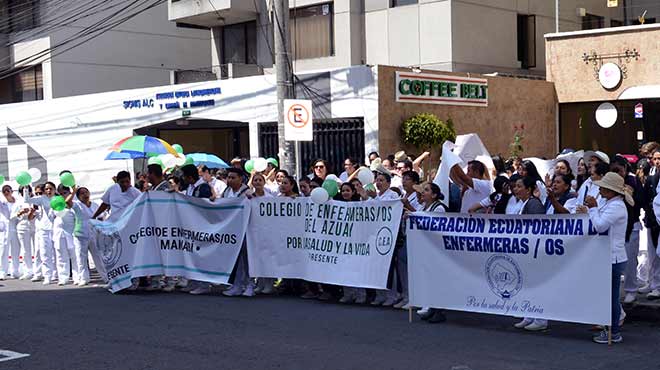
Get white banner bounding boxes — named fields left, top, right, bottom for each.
left=92, top=192, right=250, bottom=293
left=407, top=213, right=612, bottom=326
left=247, top=198, right=403, bottom=289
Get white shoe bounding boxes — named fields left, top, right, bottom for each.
left=393, top=299, right=408, bottom=309
left=77, top=280, right=89, bottom=286
left=623, top=292, right=636, bottom=304
left=31, top=275, right=42, bottom=282
left=417, top=307, right=430, bottom=316
left=189, top=285, right=211, bottom=295
left=514, top=318, right=534, bottom=329
left=42, top=279, right=52, bottom=285
left=619, top=308, right=626, bottom=327
left=0, top=273, right=5, bottom=280
left=638, top=285, right=652, bottom=294
left=19, top=274, right=32, bottom=280
left=524, top=320, right=548, bottom=331
left=58, top=280, right=67, bottom=286
left=222, top=285, right=244, bottom=297
left=647, top=289, right=660, bottom=300
left=242, top=285, right=255, bottom=297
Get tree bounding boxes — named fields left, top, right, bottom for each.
left=401, top=113, right=456, bottom=149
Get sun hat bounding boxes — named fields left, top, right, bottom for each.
left=373, top=163, right=391, bottom=177
left=584, top=150, right=610, bottom=165
left=394, top=151, right=409, bottom=162
left=369, top=158, right=382, bottom=172
left=593, top=172, right=634, bottom=206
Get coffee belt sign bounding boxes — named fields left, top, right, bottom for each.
left=396, top=71, right=488, bottom=107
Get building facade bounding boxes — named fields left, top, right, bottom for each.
left=0, top=0, right=212, bottom=104
left=168, top=0, right=654, bottom=80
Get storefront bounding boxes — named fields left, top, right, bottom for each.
left=546, top=23, right=660, bottom=155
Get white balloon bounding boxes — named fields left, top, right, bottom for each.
left=357, top=168, right=374, bottom=185
left=310, top=187, right=330, bottom=203
left=28, top=168, right=41, bottom=183
left=56, top=210, right=68, bottom=218
left=254, top=158, right=268, bottom=172
left=77, top=172, right=90, bottom=186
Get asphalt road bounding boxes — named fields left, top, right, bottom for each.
left=1, top=279, right=660, bottom=370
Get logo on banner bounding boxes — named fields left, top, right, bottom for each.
left=485, top=255, right=523, bottom=299
left=99, top=232, right=123, bottom=269
left=376, top=227, right=393, bottom=255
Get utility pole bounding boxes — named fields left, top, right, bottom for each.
left=274, top=0, right=296, bottom=176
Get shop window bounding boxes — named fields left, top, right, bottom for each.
left=391, top=0, right=418, bottom=6
left=12, top=64, right=43, bottom=103
left=290, top=3, right=334, bottom=60
left=221, top=21, right=257, bottom=65
left=517, top=14, right=536, bottom=69
left=582, top=14, right=604, bottom=30
left=0, top=0, right=39, bottom=33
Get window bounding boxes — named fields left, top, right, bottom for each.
left=221, top=21, right=257, bottom=65
left=610, top=19, right=623, bottom=27
left=0, top=0, right=39, bottom=33
left=12, top=64, right=43, bottom=102
left=517, top=14, right=536, bottom=69
left=391, top=0, right=418, bottom=6
left=582, top=14, right=604, bottom=30
left=290, top=3, right=334, bottom=60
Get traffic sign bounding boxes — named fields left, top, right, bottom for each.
left=284, top=99, right=313, bottom=141
left=635, top=103, right=643, bottom=119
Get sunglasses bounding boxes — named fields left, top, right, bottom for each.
left=35, top=192, right=43, bottom=196
left=314, top=165, right=325, bottom=169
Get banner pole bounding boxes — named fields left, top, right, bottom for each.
left=408, top=307, right=412, bottom=323
left=608, top=326, right=612, bottom=346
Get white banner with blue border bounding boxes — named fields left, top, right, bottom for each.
left=92, top=192, right=249, bottom=293
left=407, top=213, right=612, bottom=326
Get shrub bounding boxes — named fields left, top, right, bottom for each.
left=401, top=113, right=456, bottom=149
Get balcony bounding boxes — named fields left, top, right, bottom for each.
left=169, top=0, right=257, bottom=28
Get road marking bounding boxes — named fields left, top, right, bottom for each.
left=0, top=350, right=30, bottom=362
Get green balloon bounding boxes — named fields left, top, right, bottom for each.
left=266, top=157, right=279, bottom=168
left=172, top=144, right=184, bottom=154
left=322, top=179, right=339, bottom=198
left=50, top=195, right=66, bottom=212
left=146, top=152, right=159, bottom=158
left=60, top=172, right=76, bottom=187
left=0, top=175, right=5, bottom=185
left=244, top=159, right=254, bottom=173
left=16, top=171, right=32, bottom=186
left=184, top=155, right=194, bottom=166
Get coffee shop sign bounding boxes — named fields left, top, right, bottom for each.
left=122, top=87, right=221, bottom=110
left=396, top=72, right=488, bottom=107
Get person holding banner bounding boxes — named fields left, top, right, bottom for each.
left=336, top=182, right=367, bottom=304
left=449, top=161, right=492, bottom=214
left=545, top=174, right=577, bottom=214
left=513, top=176, right=548, bottom=331
left=311, top=160, right=330, bottom=181
left=415, top=182, right=450, bottom=323
left=249, top=172, right=276, bottom=295
left=24, top=182, right=57, bottom=284
left=519, top=160, right=547, bottom=205
left=53, top=185, right=78, bottom=285
left=92, top=171, right=141, bottom=223
left=65, top=187, right=99, bottom=286
left=577, top=172, right=631, bottom=344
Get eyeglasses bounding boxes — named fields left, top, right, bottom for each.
left=314, top=165, right=325, bottom=169
left=35, top=192, right=43, bottom=196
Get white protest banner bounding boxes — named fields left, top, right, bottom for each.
left=247, top=198, right=403, bottom=289
left=92, top=192, right=249, bottom=293
left=407, top=213, right=612, bottom=325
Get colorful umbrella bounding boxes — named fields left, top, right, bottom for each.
left=105, top=151, right=145, bottom=160
left=110, top=135, right=179, bottom=157
left=186, top=153, right=230, bottom=169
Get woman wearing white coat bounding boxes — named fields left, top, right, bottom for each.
left=0, top=185, right=19, bottom=279
left=24, top=182, right=58, bottom=284
left=11, top=188, right=34, bottom=280
left=53, top=185, right=77, bottom=285
left=65, top=186, right=98, bottom=286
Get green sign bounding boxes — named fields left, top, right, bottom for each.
left=395, top=71, right=488, bottom=107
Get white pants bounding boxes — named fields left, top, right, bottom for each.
left=36, top=230, right=56, bottom=281
left=0, top=230, right=7, bottom=275
left=647, top=228, right=660, bottom=290
left=54, top=230, right=77, bottom=283
left=623, top=226, right=641, bottom=293
left=73, top=236, right=90, bottom=283
left=16, top=228, right=33, bottom=276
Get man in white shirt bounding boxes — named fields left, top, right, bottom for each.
left=199, top=165, right=227, bottom=200
left=450, top=161, right=493, bottom=214
left=92, top=171, right=141, bottom=223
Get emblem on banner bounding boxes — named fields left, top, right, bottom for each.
left=99, top=232, right=123, bottom=269
left=375, top=227, right=393, bottom=256
left=485, top=255, right=523, bottom=299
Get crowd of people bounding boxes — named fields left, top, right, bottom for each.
left=2, top=142, right=660, bottom=345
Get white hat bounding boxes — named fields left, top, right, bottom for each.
left=593, top=172, right=634, bottom=206
left=584, top=151, right=610, bottom=165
